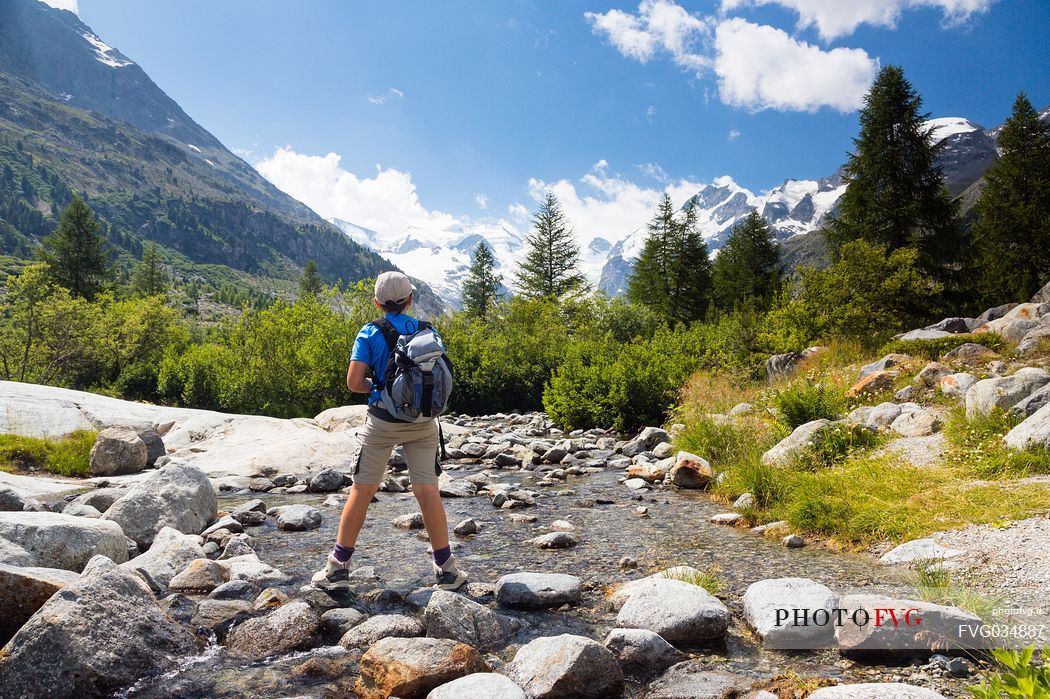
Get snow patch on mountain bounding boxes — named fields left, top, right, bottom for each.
left=926, top=117, right=980, bottom=144
left=81, top=31, right=133, bottom=68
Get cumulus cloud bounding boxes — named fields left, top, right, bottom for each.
left=367, top=87, right=404, bottom=105
left=585, top=0, right=711, bottom=74
left=720, top=0, right=995, bottom=40
left=714, top=18, right=877, bottom=112
left=507, top=203, right=530, bottom=221
left=42, top=0, right=78, bottom=12
left=255, top=147, right=459, bottom=237
left=637, top=162, right=669, bottom=181
left=475, top=193, right=489, bottom=209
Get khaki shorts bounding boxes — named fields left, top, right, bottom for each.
left=352, top=413, right=441, bottom=485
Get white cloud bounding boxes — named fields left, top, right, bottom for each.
left=42, top=0, right=78, bottom=13
left=720, top=0, right=995, bottom=40
left=255, top=147, right=459, bottom=238
left=714, top=18, right=877, bottom=112
left=585, top=0, right=711, bottom=74
left=645, top=104, right=657, bottom=122
left=367, top=87, right=404, bottom=105
left=507, top=203, right=530, bottom=221
left=475, top=193, right=489, bottom=209
left=728, top=128, right=741, bottom=141
left=637, top=162, right=669, bottom=181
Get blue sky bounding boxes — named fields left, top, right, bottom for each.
left=62, top=0, right=1050, bottom=240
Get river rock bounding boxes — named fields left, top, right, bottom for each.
left=0, top=563, right=79, bottom=645
left=643, top=663, right=752, bottom=699
left=191, top=598, right=253, bottom=631
left=623, top=427, right=671, bottom=457
left=427, top=673, right=525, bottom=699
left=61, top=503, right=101, bottom=518
left=0, top=485, right=30, bottom=511
left=668, top=452, right=714, bottom=489
left=0, top=538, right=32, bottom=566
left=809, top=684, right=946, bottom=698
left=762, top=419, right=831, bottom=466
left=137, top=427, right=166, bottom=467
left=0, top=556, right=195, bottom=698
left=835, top=594, right=986, bottom=657
left=120, top=526, right=206, bottom=590
left=0, top=511, right=128, bottom=571
left=102, top=460, right=217, bottom=549
left=89, top=426, right=148, bottom=477
left=424, top=590, right=521, bottom=650
left=525, top=531, right=578, bottom=549
left=627, top=460, right=669, bottom=482
left=169, top=558, right=229, bottom=592
left=879, top=538, right=964, bottom=565
left=743, top=578, right=838, bottom=649
left=891, top=410, right=941, bottom=437
left=321, top=607, right=367, bottom=636
left=220, top=554, right=289, bottom=586
left=226, top=600, right=320, bottom=660
left=69, top=487, right=125, bottom=513
left=201, top=515, right=243, bottom=537
left=356, top=636, right=488, bottom=699
left=495, top=572, right=582, bottom=609
left=339, top=613, right=425, bottom=649
left=439, top=474, right=478, bottom=498
left=395, top=512, right=426, bottom=529
left=939, top=372, right=978, bottom=399
left=208, top=579, right=259, bottom=601
left=507, top=634, right=624, bottom=699
left=277, top=504, right=322, bottom=531
left=603, top=627, right=686, bottom=679
left=307, top=468, right=344, bottom=492
left=616, top=578, right=730, bottom=643
left=965, top=368, right=1050, bottom=418
left=453, top=518, right=478, bottom=536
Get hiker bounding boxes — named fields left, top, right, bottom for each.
left=312, top=271, right=467, bottom=591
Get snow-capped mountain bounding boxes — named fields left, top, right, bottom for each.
left=329, top=114, right=1009, bottom=304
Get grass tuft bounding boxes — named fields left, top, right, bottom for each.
left=772, top=380, right=847, bottom=430
left=913, top=559, right=1006, bottom=624
left=662, top=565, right=726, bottom=596
left=944, top=405, right=1050, bottom=479
left=0, top=431, right=96, bottom=477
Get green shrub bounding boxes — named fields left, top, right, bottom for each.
left=113, top=361, right=161, bottom=402
left=772, top=380, right=846, bottom=429
left=716, top=456, right=791, bottom=509
left=0, top=431, right=95, bottom=477
left=969, top=647, right=1050, bottom=699
left=791, top=423, right=882, bottom=470
left=944, top=405, right=1050, bottom=478
left=880, top=333, right=1007, bottom=360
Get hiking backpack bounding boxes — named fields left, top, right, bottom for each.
left=370, top=318, right=453, bottom=422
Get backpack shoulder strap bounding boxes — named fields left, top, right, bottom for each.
left=370, top=318, right=399, bottom=352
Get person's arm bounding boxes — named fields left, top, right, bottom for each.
left=346, top=361, right=375, bottom=394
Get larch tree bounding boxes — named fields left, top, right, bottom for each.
left=39, top=195, right=110, bottom=300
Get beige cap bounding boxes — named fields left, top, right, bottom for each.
left=374, top=271, right=416, bottom=306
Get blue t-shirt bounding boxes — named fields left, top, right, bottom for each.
left=350, top=312, right=423, bottom=406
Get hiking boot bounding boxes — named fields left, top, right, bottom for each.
left=311, top=553, right=350, bottom=590
left=434, top=553, right=468, bottom=590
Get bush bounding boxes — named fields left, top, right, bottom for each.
left=790, top=423, right=881, bottom=470
left=0, top=431, right=95, bottom=477
left=772, top=380, right=846, bottom=429
left=880, top=333, right=1007, bottom=360
left=944, top=405, right=1050, bottom=478
left=969, top=647, right=1050, bottom=699
left=113, top=361, right=161, bottom=402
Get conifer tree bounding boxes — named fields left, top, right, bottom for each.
left=627, top=194, right=712, bottom=323
left=826, top=65, right=960, bottom=278
left=298, top=260, right=323, bottom=299
left=461, top=241, right=503, bottom=318
left=39, top=195, right=110, bottom=300
left=131, top=242, right=168, bottom=297
left=711, top=211, right=781, bottom=310
left=515, top=192, right=587, bottom=300
left=971, top=92, right=1050, bottom=303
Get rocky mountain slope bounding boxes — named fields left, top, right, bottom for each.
left=0, top=0, right=437, bottom=305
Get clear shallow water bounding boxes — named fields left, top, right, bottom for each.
left=119, top=462, right=971, bottom=698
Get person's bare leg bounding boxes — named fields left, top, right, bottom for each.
left=412, top=483, right=449, bottom=551
left=336, top=482, right=381, bottom=548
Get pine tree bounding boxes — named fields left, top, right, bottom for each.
left=971, top=92, right=1050, bottom=304
left=627, top=194, right=712, bottom=323
left=298, top=260, right=323, bottom=299
left=826, top=65, right=960, bottom=278
left=130, top=242, right=168, bottom=297
left=515, top=192, right=587, bottom=300
left=711, top=211, right=781, bottom=310
left=461, top=241, right=503, bottom=318
left=39, top=195, right=110, bottom=300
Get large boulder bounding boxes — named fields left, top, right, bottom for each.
left=765, top=348, right=820, bottom=383
left=0, top=556, right=196, bottom=698
left=314, top=404, right=369, bottom=432
left=226, top=600, right=320, bottom=660
left=89, top=426, right=149, bottom=477
left=897, top=329, right=951, bottom=341
left=622, top=427, right=671, bottom=457
left=835, top=594, right=986, bottom=658
left=762, top=419, right=831, bottom=466
left=1004, top=402, right=1050, bottom=451
left=879, top=538, right=964, bottom=565
left=1011, top=384, right=1050, bottom=419
left=495, top=572, right=582, bottom=609
left=0, top=511, right=128, bottom=571
left=102, top=460, right=217, bottom=549
left=941, top=343, right=996, bottom=363
left=939, top=372, right=977, bottom=400
left=603, top=627, right=686, bottom=679
left=976, top=302, right=1049, bottom=341
left=120, top=526, right=206, bottom=591
left=0, top=538, right=32, bottom=566
left=846, top=371, right=898, bottom=398
left=616, top=578, right=730, bottom=643
left=0, top=564, right=79, bottom=645
left=0, top=485, right=30, bottom=512
left=355, top=636, right=489, bottom=699
left=668, top=452, right=714, bottom=489
left=424, top=590, right=521, bottom=650
left=890, top=410, right=941, bottom=437
left=506, top=634, right=624, bottom=699
left=809, top=684, right=946, bottom=698
left=1033, top=280, right=1050, bottom=304
left=965, top=368, right=1050, bottom=418
left=643, top=662, right=752, bottom=699
left=1017, top=319, right=1050, bottom=356
left=276, top=504, right=323, bottom=531
left=858, top=354, right=910, bottom=380
left=427, top=673, right=525, bottom=699
left=743, top=578, right=838, bottom=649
